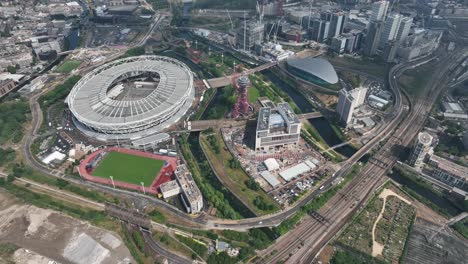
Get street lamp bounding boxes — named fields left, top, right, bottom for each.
left=110, top=176, right=115, bottom=189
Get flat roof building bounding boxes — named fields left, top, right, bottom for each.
left=428, top=155, right=468, bottom=192
left=159, top=180, right=181, bottom=199
left=260, top=171, right=281, bottom=188
left=175, top=164, right=203, bottom=214
left=0, top=79, right=15, bottom=99
left=255, top=102, right=301, bottom=151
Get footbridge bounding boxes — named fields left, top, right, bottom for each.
left=206, top=62, right=277, bottom=88
left=176, top=111, right=322, bottom=132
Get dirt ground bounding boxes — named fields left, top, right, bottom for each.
left=312, top=91, right=338, bottom=107
left=0, top=189, right=134, bottom=264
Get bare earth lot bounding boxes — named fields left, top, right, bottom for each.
left=0, top=190, right=133, bottom=264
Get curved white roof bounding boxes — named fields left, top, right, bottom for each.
left=287, top=57, right=339, bottom=84
left=67, top=56, right=194, bottom=135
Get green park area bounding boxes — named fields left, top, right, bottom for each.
left=248, top=87, right=260, bottom=103
left=200, top=132, right=279, bottom=215
left=54, top=60, right=81, bottom=73
left=92, top=151, right=164, bottom=186
left=0, top=99, right=30, bottom=145
left=397, top=61, right=435, bottom=96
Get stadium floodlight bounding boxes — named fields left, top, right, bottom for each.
left=141, top=182, right=146, bottom=194
left=110, top=175, right=115, bottom=188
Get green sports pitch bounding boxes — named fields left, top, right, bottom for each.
left=92, top=151, right=165, bottom=187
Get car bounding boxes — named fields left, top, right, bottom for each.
left=319, top=185, right=325, bottom=190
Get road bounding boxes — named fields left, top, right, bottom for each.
left=259, top=46, right=468, bottom=264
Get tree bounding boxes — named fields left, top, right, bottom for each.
left=245, top=178, right=259, bottom=191
left=7, top=65, right=16, bottom=74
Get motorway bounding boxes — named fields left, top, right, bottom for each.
left=258, top=46, right=468, bottom=263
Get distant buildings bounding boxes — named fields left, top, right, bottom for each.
left=379, top=14, right=402, bottom=48
left=255, top=102, right=301, bottom=151
left=408, top=132, right=433, bottom=168
left=330, top=36, right=347, bottom=54
left=236, top=20, right=264, bottom=52
left=336, top=87, right=368, bottom=126
left=364, top=21, right=384, bottom=56
left=397, top=29, right=442, bottom=61
left=320, top=10, right=346, bottom=40
left=370, top=1, right=389, bottom=22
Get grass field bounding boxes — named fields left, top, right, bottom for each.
left=55, top=60, right=81, bottom=73
left=397, top=61, right=435, bottom=96
left=92, top=152, right=164, bottom=186
left=248, top=87, right=260, bottom=103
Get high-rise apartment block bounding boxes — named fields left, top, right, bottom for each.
left=408, top=132, right=433, bottom=168
left=370, top=0, right=389, bottom=22
left=336, top=87, right=368, bottom=126
left=364, top=21, right=384, bottom=56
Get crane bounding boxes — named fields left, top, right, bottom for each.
left=226, top=9, right=234, bottom=30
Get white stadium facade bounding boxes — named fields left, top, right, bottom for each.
left=67, top=56, right=195, bottom=145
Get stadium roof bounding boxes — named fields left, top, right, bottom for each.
left=67, top=56, right=194, bottom=137
left=286, top=57, right=339, bottom=84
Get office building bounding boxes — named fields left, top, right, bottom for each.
left=370, top=0, right=389, bottom=22
left=320, top=10, right=346, bottom=40
left=336, top=87, right=368, bottom=126
left=427, top=155, right=468, bottom=191
left=255, top=102, right=301, bottom=151
left=379, top=14, right=401, bottom=49
left=408, top=132, right=433, bottom=168
left=236, top=20, right=264, bottom=51
left=396, top=16, right=413, bottom=42
left=331, top=36, right=347, bottom=53
left=175, top=164, right=203, bottom=214
left=364, top=21, right=384, bottom=56
left=309, top=19, right=330, bottom=42
left=383, top=40, right=398, bottom=62
left=343, top=31, right=363, bottom=53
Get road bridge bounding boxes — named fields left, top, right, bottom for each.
left=206, top=61, right=277, bottom=88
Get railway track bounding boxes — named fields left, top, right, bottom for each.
left=261, top=46, right=468, bottom=263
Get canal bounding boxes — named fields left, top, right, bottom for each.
left=262, top=69, right=357, bottom=157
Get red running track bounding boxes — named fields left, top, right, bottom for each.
left=78, top=147, right=177, bottom=195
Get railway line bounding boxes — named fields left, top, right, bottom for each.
left=261, top=46, right=468, bottom=263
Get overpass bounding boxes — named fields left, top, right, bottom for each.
left=206, top=61, right=277, bottom=88
left=178, top=111, right=322, bottom=132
